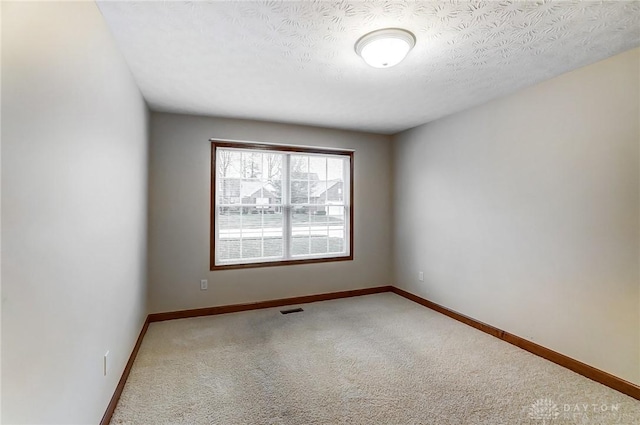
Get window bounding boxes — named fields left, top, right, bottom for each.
left=211, top=140, right=353, bottom=270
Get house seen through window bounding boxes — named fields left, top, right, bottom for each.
left=211, top=141, right=353, bottom=269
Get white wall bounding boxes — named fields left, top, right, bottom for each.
left=2, top=2, right=149, bottom=423
left=393, top=48, right=640, bottom=384
left=148, top=112, right=392, bottom=313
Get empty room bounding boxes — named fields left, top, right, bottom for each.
left=2, top=0, right=640, bottom=424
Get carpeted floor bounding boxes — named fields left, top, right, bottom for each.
left=110, top=293, right=640, bottom=424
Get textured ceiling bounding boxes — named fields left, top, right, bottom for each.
left=97, top=0, right=640, bottom=135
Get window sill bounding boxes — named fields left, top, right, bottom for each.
left=211, top=254, right=353, bottom=271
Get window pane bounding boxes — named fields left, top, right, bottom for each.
left=327, top=157, right=344, bottom=180
left=291, top=236, right=310, bottom=256
left=311, top=237, right=329, bottom=254
left=291, top=210, right=310, bottom=256
left=218, top=152, right=282, bottom=208
left=328, top=206, right=345, bottom=253
left=217, top=149, right=242, bottom=206
left=217, top=207, right=241, bottom=261
left=310, top=212, right=328, bottom=255
left=217, top=150, right=242, bottom=178
left=311, top=211, right=328, bottom=225
left=242, top=208, right=284, bottom=259
left=327, top=205, right=345, bottom=219
left=263, top=235, right=283, bottom=258
left=327, top=157, right=345, bottom=203
left=241, top=238, right=261, bottom=259
left=327, top=179, right=344, bottom=203
left=262, top=211, right=283, bottom=258
left=240, top=179, right=262, bottom=204
left=262, top=153, right=282, bottom=182
left=290, top=155, right=308, bottom=178
left=291, top=181, right=309, bottom=205
left=310, top=181, right=327, bottom=205
left=217, top=206, right=284, bottom=262
left=309, top=156, right=327, bottom=181
left=241, top=152, right=262, bottom=179
left=218, top=178, right=240, bottom=205
left=329, top=234, right=344, bottom=253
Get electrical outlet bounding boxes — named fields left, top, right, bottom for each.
left=200, top=279, right=208, bottom=290
left=103, top=351, right=109, bottom=376
left=418, top=271, right=424, bottom=282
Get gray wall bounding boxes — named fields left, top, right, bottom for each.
left=148, top=113, right=392, bottom=313
left=2, top=2, right=149, bottom=423
left=393, top=48, right=640, bottom=384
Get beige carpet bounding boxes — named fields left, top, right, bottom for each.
left=110, top=293, right=640, bottom=424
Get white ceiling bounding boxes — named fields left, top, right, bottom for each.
left=97, top=1, right=640, bottom=135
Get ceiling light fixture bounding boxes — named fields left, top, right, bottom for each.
left=355, top=28, right=416, bottom=69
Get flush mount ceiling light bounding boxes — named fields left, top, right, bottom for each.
left=355, top=28, right=416, bottom=68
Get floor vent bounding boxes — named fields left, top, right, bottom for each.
left=280, top=307, right=304, bottom=315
